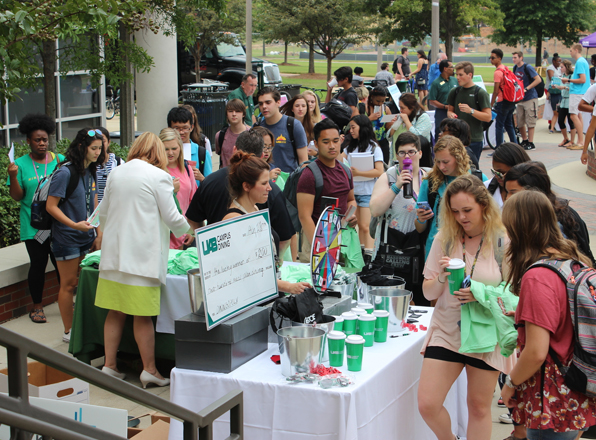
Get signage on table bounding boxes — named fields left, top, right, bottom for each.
left=196, top=210, right=278, bottom=330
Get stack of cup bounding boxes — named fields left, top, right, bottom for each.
left=345, top=335, right=365, bottom=371
left=351, top=307, right=366, bottom=316
left=333, top=315, right=344, bottom=332
left=341, top=312, right=357, bottom=336
left=327, top=331, right=347, bottom=367
left=446, top=258, right=466, bottom=295
left=357, top=314, right=376, bottom=347
left=373, top=310, right=390, bottom=342
left=358, top=303, right=374, bottom=314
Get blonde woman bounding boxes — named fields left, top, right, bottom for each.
left=302, top=90, right=323, bottom=124
left=418, top=174, right=514, bottom=440
left=416, top=135, right=473, bottom=259
left=96, top=132, right=191, bottom=388
left=159, top=128, right=197, bottom=249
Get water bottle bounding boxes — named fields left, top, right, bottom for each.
left=402, top=157, right=413, bottom=199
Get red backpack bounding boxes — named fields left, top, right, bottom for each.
left=499, top=66, right=525, bottom=103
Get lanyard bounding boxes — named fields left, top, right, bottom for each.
left=31, top=153, right=49, bottom=182
left=462, top=234, right=484, bottom=280
left=82, top=172, right=93, bottom=217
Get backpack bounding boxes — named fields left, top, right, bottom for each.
left=500, top=65, right=525, bottom=103
left=453, top=85, right=493, bottom=130
left=514, top=64, right=545, bottom=98
left=282, top=160, right=352, bottom=234
left=320, top=99, right=352, bottom=132
left=527, top=259, right=596, bottom=398
left=30, top=163, right=79, bottom=230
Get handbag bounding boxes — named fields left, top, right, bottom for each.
left=269, top=288, right=324, bottom=334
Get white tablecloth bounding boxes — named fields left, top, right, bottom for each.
left=543, top=98, right=592, bottom=133
left=168, top=309, right=469, bottom=440
left=156, top=274, right=192, bottom=334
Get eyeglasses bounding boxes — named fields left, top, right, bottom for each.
left=263, top=145, right=273, bottom=152
left=491, top=168, right=506, bottom=179
left=397, top=150, right=418, bottom=157
left=87, top=129, right=103, bottom=137
left=173, top=126, right=192, bottom=133
left=489, top=56, right=497, bottom=60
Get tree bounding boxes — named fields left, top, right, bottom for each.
left=491, top=0, right=596, bottom=67
left=378, top=0, right=503, bottom=60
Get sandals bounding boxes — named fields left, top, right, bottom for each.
left=29, top=309, right=46, bottom=324
left=558, top=140, right=572, bottom=148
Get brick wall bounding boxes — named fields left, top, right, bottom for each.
left=587, top=149, right=596, bottom=181
left=0, top=271, right=60, bottom=323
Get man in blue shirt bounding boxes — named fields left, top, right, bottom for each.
left=428, top=53, right=447, bottom=91
left=512, top=51, right=542, bottom=151
left=257, top=87, right=308, bottom=172
left=562, top=43, right=590, bottom=149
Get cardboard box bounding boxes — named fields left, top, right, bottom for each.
left=129, top=420, right=170, bottom=440
left=0, top=361, right=89, bottom=404
left=150, top=412, right=170, bottom=425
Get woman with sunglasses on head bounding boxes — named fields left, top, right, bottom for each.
left=418, top=174, right=514, bottom=440
left=95, top=127, right=124, bottom=204
left=500, top=190, right=595, bottom=440
left=46, top=128, right=105, bottom=342
left=389, top=93, right=432, bottom=162
left=281, top=94, right=316, bottom=156
left=96, top=132, right=191, bottom=387
left=503, top=161, right=595, bottom=266
left=484, top=142, right=530, bottom=209
left=7, top=113, right=65, bottom=324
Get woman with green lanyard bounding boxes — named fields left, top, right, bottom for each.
left=7, top=114, right=65, bottom=324
left=46, top=128, right=104, bottom=343
left=418, top=174, right=514, bottom=440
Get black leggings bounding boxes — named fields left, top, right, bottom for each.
left=24, top=239, right=60, bottom=305
left=558, top=107, right=575, bottom=131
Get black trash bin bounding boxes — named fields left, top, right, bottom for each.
left=181, top=83, right=229, bottom=143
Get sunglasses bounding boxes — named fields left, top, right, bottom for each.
left=88, top=129, right=103, bottom=137
left=491, top=168, right=506, bottom=179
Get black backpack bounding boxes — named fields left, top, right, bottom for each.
left=320, top=99, right=352, bottom=132
left=282, top=160, right=352, bottom=234
left=30, top=163, right=79, bottom=230
left=514, top=64, right=545, bottom=98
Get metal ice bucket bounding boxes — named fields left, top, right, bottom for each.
left=368, top=281, right=411, bottom=333
left=291, top=315, right=336, bottom=363
left=187, top=268, right=204, bottom=314
left=277, top=327, right=326, bottom=377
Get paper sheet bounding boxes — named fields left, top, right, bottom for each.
left=350, top=152, right=374, bottom=182
left=380, top=114, right=396, bottom=123
left=8, top=143, right=14, bottom=163
left=387, top=84, right=402, bottom=110
left=182, top=143, right=192, bottom=161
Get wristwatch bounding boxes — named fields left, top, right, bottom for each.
left=505, top=374, right=518, bottom=388
left=470, top=108, right=475, bottom=115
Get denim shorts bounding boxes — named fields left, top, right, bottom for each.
left=51, top=239, right=94, bottom=261
left=354, top=194, right=371, bottom=207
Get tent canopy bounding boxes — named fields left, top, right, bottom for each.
left=580, top=32, right=596, bottom=48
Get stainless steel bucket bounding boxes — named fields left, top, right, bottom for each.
left=291, top=316, right=336, bottom=363
left=277, top=327, right=326, bottom=377
left=187, top=268, right=204, bottom=315
left=369, top=283, right=411, bottom=333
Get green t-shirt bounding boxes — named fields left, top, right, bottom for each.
left=7, top=153, right=64, bottom=240
left=227, top=87, right=255, bottom=126
left=428, top=76, right=459, bottom=106
left=447, top=85, right=491, bottom=143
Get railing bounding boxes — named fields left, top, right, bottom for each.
left=0, top=326, right=243, bottom=440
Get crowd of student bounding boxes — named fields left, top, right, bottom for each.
left=5, top=45, right=596, bottom=438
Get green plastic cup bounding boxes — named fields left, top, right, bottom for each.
left=446, top=258, right=466, bottom=295
left=327, top=330, right=347, bottom=367
left=341, top=312, right=357, bottom=336
left=357, top=314, right=376, bottom=347
left=345, top=335, right=365, bottom=371
left=358, top=303, right=374, bottom=314
left=332, top=315, right=344, bottom=332
left=373, top=310, right=390, bottom=343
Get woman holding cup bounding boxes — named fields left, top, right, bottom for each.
left=418, top=174, right=515, bottom=440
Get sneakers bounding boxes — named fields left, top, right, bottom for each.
left=499, top=413, right=513, bottom=424
left=503, top=432, right=527, bottom=440
left=522, top=141, right=536, bottom=150
left=497, top=397, right=506, bottom=407
left=62, top=331, right=71, bottom=343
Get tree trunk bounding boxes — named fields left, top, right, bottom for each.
left=327, top=55, right=333, bottom=81
left=119, top=22, right=135, bottom=148
left=535, top=29, right=542, bottom=67
left=284, top=41, right=288, bottom=64
left=194, top=41, right=202, bottom=83
left=308, top=40, right=315, bottom=74
left=41, top=40, right=57, bottom=151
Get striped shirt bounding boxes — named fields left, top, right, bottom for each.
left=96, top=153, right=124, bottom=203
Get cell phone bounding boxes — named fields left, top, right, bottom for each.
left=461, top=275, right=471, bottom=289
left=374, top=105, right=381, bottom=114
left=416, top=201, right=432, bottom=212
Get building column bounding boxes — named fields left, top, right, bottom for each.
left=135, top=26, right=179, bottom=135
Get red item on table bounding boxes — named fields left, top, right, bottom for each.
left=310, top=364, right=342, bottom=376
left=270, top=355, right=281, bottom=364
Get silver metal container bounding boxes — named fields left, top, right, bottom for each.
left=329, top=282, right=355, bottom=299
left=356, top=275, right=369, bottom=303
left=277, top=327, right=326, bottom=377
left=291, top=316, right=336, bottom=363
left=187, top=268, right=204, bottom=315
left=368, top=282, right=411, bottom=333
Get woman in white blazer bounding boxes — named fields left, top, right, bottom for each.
left=95, top=132, right=191, bottom=388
